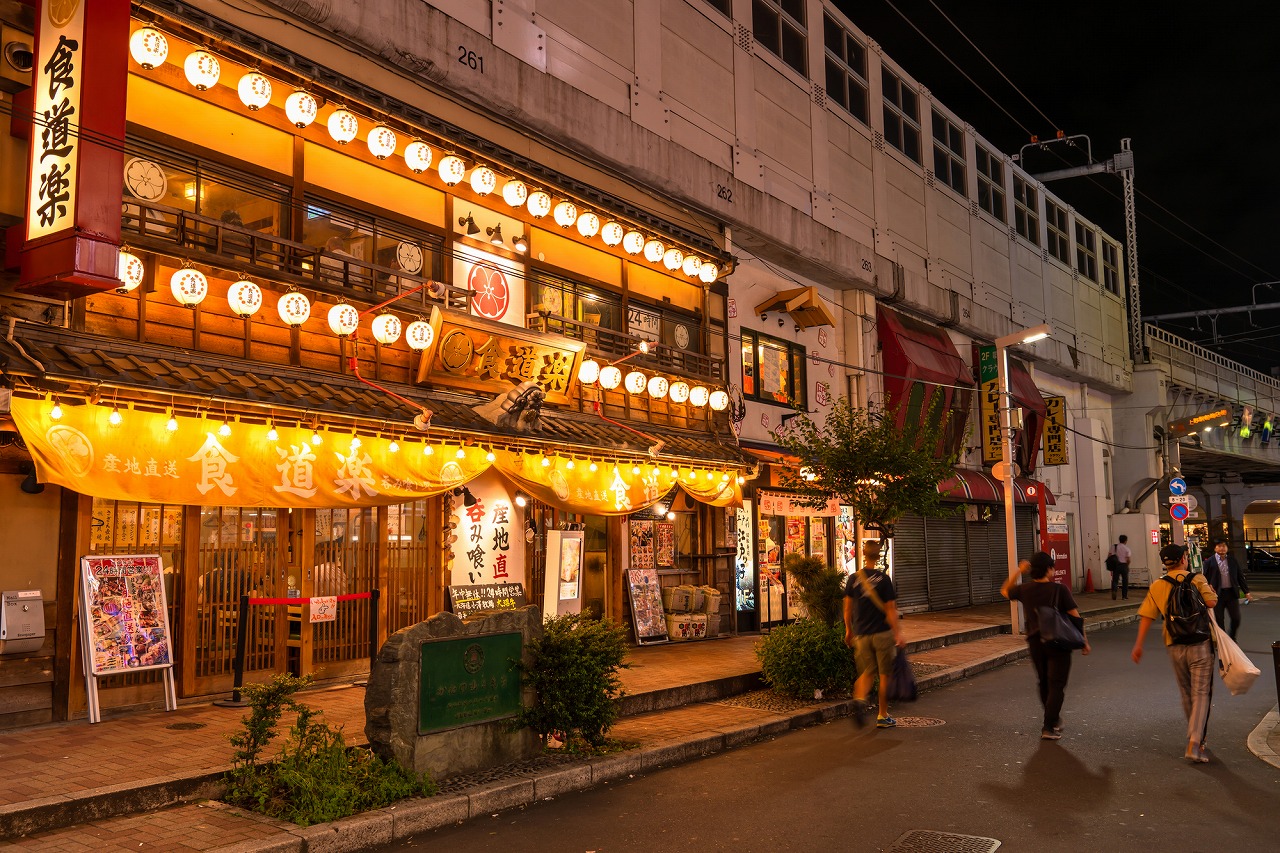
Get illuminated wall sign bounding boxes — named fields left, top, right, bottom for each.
left=449, top=470, right=525, bottom=588
left=1167, top=408, right=1231, bottom=437
left=453, top=244, right=525, bottom=327
left=415, top=307, right=585, bottom=405
left=978, top=345, right=1003, bottom=465
left=627, top=305, right=661, bottom=342
left=1043, top=395, right=1068, bottom=465
left=20, top=1, right=130, bottom=298
left=758, top=491, right=840, bottom=517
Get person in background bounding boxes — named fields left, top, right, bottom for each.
left=843, top=539, right=906, bottom=730
left=1001, top=551, right=1091, bottom=740
left=1203, top=537, right=1251, bottom=640
left=1108, top=534, right=1132, bottom=600
left=1131, top=543, right=1218, bottom=763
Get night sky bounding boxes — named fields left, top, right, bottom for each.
left=835, top=1, right=1280, bottom=373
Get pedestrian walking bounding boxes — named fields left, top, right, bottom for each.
left=1130, top=543, right=1219, bottom=763
left=843, top=540, right=905, bottom=729
left=1203, top=538, right=1251, bottom=640
left=1107, top=534, right=1132, bottom=600
left=1001, top=551, right=1091, bottom=740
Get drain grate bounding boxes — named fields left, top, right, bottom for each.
left=887, top=830, right=1000, bottom=852
left=891, top=716, right=946, bottom=728
left=166, top=722, right=207, bottom=731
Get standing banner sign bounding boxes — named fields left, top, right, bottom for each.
left=1043, top=396, right=1068, bottom=465
left=79, top=554, right=176, bottom=723
left=978, top=345, right=1003, bottom=465
left=1044, top=511, right=1071, bottom=587
left=541, top=530, right=583, bottom=621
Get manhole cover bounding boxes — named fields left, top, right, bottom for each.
left=166, top=722, right=207, bottom=731
left=891, top=716, right=946, bottom=728
left=887, top=830, right=1000, bottom=852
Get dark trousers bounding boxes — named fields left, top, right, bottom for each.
left=1214, top=590, right=1242, bottom=640
left=1027, top=640, right=1073, bottom=732
left=1110, top=564, right=1129, bottom=599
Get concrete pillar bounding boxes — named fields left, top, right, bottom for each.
left=1223, top=481, right=1250, bottom=569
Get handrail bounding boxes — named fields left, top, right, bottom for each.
left=1145, top=323, right=1280, bottom=396
left=526, top=311, right=725, bottom=382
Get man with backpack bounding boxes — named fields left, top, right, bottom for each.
left=1106, top=535, right=1131, bottom=600
left=1130, top=543, right=1218, bottom=763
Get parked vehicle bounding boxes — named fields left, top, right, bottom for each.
left=1246, top=547, right=1280, bottom=572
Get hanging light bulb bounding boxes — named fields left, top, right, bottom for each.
left=514, top=492, right=528, bottom=508
left=183, top=50, right=220, bottom=90
left=49, top=398, right=62, bottom=420
left=566, top=458, right=576, bottom=470
left=366, top=125, right=397, bottom=159
left=327, top=108, right=358, bottom=144
left=129, top=27, right=168, bottom=70
left=469, top=166, right=497, bottom=196
left=284, top=90, right=318, bottom=128
left=437, top=155, right=466, bottom=186
left=699, top=262, right=720, bottom=283
left=577, top=212, right=601, bottom=238
left=403, top=140, right=433, bottom=172
left=689, top=385, right=710, bottom=407
left=553, top=201, right=578, bottom=228
left=311, top=428, right=322, bottom=445
left=227, top=278, right=263, bottom=318
left=485, top=449, right=496, bottom=462
left=502, top=179, right=528, bottom=207
left=327, top=303, right=360, bottom=337
left=598, top=366, right=623, bottom=390
left=389, top=439, right=400, bottom=453
left=350, top=436, right=362, bottom=449
left=541, top=455, right=552, bottom=468
left=277, top=291, right=312, bottom=326
left=108, top=406, right=123, bottom=426
left=405, top=319, right=435, bottom=350
left=632, top=464, right=641, bottom=476
left=682, top=255, right=703, bottom=277
left=161, top=409, right=177, bottom=432
left=647, top=376, right=669, bottom=399
left=624, top=370, right=648, bottom=394
left=237, top=71, right=272, bottom=110
left=267, top=422, right=278, bottom=441
left=601, top=221, right=625, bottom=246
left=456, top=446, right=467, bottom=459
left=371, top=313, right=402, bottom=345
left=219, top=419, right=232, bottom=437
left=116, top=250, right=144, bottom=293
left=578, top=359, right=601, bottom=385
left=668, top=381, right=690, bottom=404
left=643, top=239, right=665, bottom=263
left=170, top=267, right=209, bottom=307
left=589, top=460, right=599, bottom=472
left=709, top=389, right=730, bottom=411
left=663, top=247, right=684, bottom=271
left=424, top=444, right=435, bottom=456
left=527, top=191, right=552, bottom=218
left=737, top=475, right=746, bottom=485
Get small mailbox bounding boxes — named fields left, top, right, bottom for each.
left=1, top=590, right=45, bottom=655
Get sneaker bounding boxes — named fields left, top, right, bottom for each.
left=1041, top=730, right=1062, bottom=740
left=877, top=716, right=897, bottom=729
left=850, top=701, right=871, bottom=729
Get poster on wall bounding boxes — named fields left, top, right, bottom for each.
left=785, top=517, right=805, bottom=556
left=836, top=506, right=857, bottom=573
left=810, top=520, right=827, bottom=561
left=629, top=518, right=655, bottom=570
left=453, top=244, right=526, bottom=327
left=542, top=530, right=584, bottom=621
left=735, top=503, right=756, bottom=613
left=655, top=521, right=675, bottom=567
left=626, top=566, right=669, bottom=645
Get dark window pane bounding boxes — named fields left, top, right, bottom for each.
left=782, top=24, right=806, bottom=74
left=901, top=87, right=917, bottom=119
left=824, top=15, right=842, bottom=54
left=903, top=126, right=920, bottom=162
left=849, top=85, right=867, bottom=122
left=782, top=0, right=805, bottom=24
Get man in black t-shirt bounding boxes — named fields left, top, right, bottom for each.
left=843, top=540, right=906, bottom=729
left=1001, top=551, right=1091, bottom=740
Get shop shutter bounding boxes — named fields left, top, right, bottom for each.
left=1016, top=507, right=1037, bottom=557
left=891, top=515, right=929, bottom=612
left=925, top=514, right=970, bottom=610
left=967, top=514, right=997, bottom=605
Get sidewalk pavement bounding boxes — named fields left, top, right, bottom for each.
left=2, top=592, right=1268, bottom=852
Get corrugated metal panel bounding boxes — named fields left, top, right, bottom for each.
left=968, top=515, right=997, bottom=604
left=892, top=515, right=929, bottom=611
left=926, top=514, right=971, bottom=610
left=1017, top=507, right=1037, bottom=556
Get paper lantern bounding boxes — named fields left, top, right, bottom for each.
left=237, top=71, right=272, bottom=110
left=643, top=239, right=665, bottom=263
left=647, top=376, right=669, bottom=399
left=284, top=90, right=318, bottom=128
left=682, top=255, right=703, bottom=277
left=577, top=212, right=601, bottom=238
left=502, top=179, right=528, bottom=207
left=622, top=231, right=645, bottom=255
left=129, top=27, right=168, bottom=70
left=277, top=291, right=312, bottom=326
left=699, top=262, right=720, bottom=283
left=367, top=125, right=397, bottom=159
left=663, top=247, right=684, bottom=271
left=601, top=221, right=624, bottom=246
left=598, top=366, right=622, bottom=390
left=437, top=155, right=466, bottom=186
left=371, top=313, right=402, bottom=345
left=469, top=166, right=497, bottom=196
left=553, top=201, right=578, bottom=228
left=405, top=320, right=435, bottom=350
left=578, top=359, right=600, bottom=384
left=183, top=50, right=220, bottom=90
left=327, top=303, right=359, bottom=336
left=116, top=250, right=144, bottom=293
left=404, top=140, right=432, bottom=173
left=709, top=389, right=730, bottom=411
left=668, top=381, right=690, bottom=404
left=170, top=268, right=208, bottom=307
left=327, top=108, right=358, bottom=144
left=527, top=191, right=552, bottom=219
left=624, top=370, right=647, bottom=394
left=226, top=279, right=263, bottom=317
left=689, top=385, right=710, bottom=407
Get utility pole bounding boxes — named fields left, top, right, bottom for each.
left=1018, top=136, right=1142, bottom=363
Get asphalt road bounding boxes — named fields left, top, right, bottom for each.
left=387, top=601, right=1280, bottom=852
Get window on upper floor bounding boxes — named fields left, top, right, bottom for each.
left=700, top=0, right=732, bottom=17
left=1102, top=241, right=1121, bottom=294
left=1045, top=200, right=1069, bottom=264
left=1013, top=176, right=1039, bottom=246
left=1074, top=222, right=1098, bottom=282
left=823, top=14, right=868, bottom=124
left=931, top=110, right=966, bottom=195
left=753, top=0, right=807, bottom=76
left=302, top=194, right=444, bottom=286
left=882, top=70, right=921, bottom=163
left=740, top=328, right=806, bottom=408
left=975, top=146, right=1005, bottom=222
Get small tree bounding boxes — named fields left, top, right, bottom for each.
left=782, top=553, right=844, bottom=626
left=773, top=396, right=961, bottom=540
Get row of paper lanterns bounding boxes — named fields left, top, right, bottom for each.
left=577, top=358, right=729, bottom=410
left=128, top=27, right=721, bottom=283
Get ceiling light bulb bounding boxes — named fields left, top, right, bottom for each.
left=311, top=429, right=323, bottom=445
left=632, top=465, right=641, bottom=475
left=389, top=439, right=400, bottom=453
left=267, top=423, right=278, bottom=441
left=542, top=455, right=552, bottom=467
left=424, top=444, right=434, bottom=456
left=456, top=447, right=466, bottom=459
left=589, top=461, right=599, bottom=472
left=50, top=400, right=62, bottom=420
left=486, top=449, right=496, bottom=462
left=566, top=458, right=575, bottom=469
left=167, top=412, right=179, bottom=432
left=109, top=406, right=122, bottom=426
left=219, top=420, right=232, bottom=437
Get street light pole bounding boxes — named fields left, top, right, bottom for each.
left=995, top=323, right=1051, bottom=634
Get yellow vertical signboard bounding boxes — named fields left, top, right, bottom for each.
left=1043, top=395, right=1068, bottom=465
left=978, top=345, right=1003, bottom=465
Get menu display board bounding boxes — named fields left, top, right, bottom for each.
left=629, top=519, right=654, bottom=570
left=447, top=583, right=528, bottom=619
left=655, top=521, right=675, bottom=567
left=80, top=554, right=173, bottom=675
left=626, top=566, right=669, bottom=645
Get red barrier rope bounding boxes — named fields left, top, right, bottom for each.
left=247, top=591, right=373, bottom=606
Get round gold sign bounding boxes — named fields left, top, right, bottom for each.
left=48, top=0, right=80, bottom=28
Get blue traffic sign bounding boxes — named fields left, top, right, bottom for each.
left=1170, top=503, right=1189, bottom=521
left=1169, top=477, right=1188, bottom=496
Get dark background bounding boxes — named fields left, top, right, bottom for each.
left=835, top=0, right=1280, bottom=371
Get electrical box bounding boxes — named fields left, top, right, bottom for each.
left=0, top=590, right=45, bottom=655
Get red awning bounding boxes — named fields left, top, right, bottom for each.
left=938, top=469, right=1056, bottom=505
left=1007, top=358, right=1048, bottom=417
left=877, top=305, right=973, bottom=390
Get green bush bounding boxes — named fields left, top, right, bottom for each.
left=224, top=674, right=435, bottom=826
left=756, top=618, right=856, bottom=699
left=514, top=614, right=629, bottom=749
left=783, top=553, right=846, bottom=627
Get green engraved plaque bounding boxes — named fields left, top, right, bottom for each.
left=419, top=631, right=523, bottom=733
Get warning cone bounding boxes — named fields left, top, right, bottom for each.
left=1083, top=568, right=1096, bottom=594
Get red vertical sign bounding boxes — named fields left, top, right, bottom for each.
left=19, top=0, right=130, bottom=298
left=1044, top=510, right=1071, bottom=587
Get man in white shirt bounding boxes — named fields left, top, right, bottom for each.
left=1110, top=535, right=1132, bottom=600
left=1204, top=538, right=1251, bottom=640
